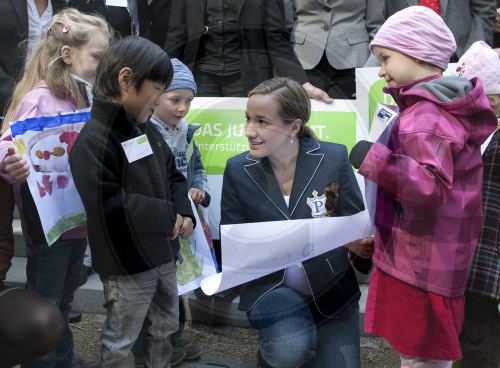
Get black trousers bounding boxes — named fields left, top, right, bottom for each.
left=305, top=52, right=356, bottom=99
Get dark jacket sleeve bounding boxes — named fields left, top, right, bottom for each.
left=189, top=141, right=211, bottom=208
left=137, top=0, right=152, bottom=39
left=166, top=146, right=196, bottom=225
left=164, top=0, right=187, bottom=59
left=265, top=0, right=309, bottom=85
left=220, top=158, right=248, bottom=225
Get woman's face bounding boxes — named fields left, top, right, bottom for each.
left=245, top=94, right=297, bottom=159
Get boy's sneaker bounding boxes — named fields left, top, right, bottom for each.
left=135, top=347, right=188, bottom=367
left=174, top=337, right=202, bottom=361
left=69, top=310, right=82, bottom=323
left=170, top=346, right=187, bottom=367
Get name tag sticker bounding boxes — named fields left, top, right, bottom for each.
left=376, top=104, right=398, bottom=124
left=106, top=0, right=127, bottom=7
left=121, top=134, right=153, bottom=163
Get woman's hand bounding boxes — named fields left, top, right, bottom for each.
left=4, top=148, right=30, bottom=183
left=344, top=237, right=374, bottom=259
left=189, top=188, right=205, bottom=205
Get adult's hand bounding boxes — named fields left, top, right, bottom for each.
left=4, top=147, right=30, bottom=183
left=302, top=82, right=334, bottom=104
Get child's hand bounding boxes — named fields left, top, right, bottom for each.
left=4, top=147, right=30, bottom=183
left=179, top=216, right=194, bottom=240
left=167, top=214, right=184, bottom=240
left=189, top=188, right=205, bottom=204
left=344, top=237, right=374, bottom=259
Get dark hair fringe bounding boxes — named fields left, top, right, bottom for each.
left=93, top=36, right=173, bottom=99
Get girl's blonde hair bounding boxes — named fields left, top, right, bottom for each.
left=2, top=7, right=112, bottom=131
left=248, top=77, right=316, bottom=139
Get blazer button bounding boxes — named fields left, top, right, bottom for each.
left=324, top=6, right=331, bottom=12
left=322, top=25, right=330, bottom=32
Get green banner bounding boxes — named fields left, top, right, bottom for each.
left=186, top=103, right=357, bottom=175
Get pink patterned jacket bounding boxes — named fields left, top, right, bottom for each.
left=358, top=75, right=497, bottom=297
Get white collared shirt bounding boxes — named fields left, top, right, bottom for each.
left=26, top=0, right=53, bottom=61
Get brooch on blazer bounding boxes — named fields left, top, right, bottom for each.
left=306, top=183, right=339, bottom=217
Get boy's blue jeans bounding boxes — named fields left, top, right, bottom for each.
left=248, top=287, right=361, bottom=368
left=23, top=238, right=87, bottom=368
left=100, top=261, right=179, bottom=368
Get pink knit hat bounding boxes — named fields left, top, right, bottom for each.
left=453, top=41, right=500, bottom=95
left=369, top=6, right=456, bottom=70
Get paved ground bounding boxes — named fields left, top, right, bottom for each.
left=69, top=313, right=401, bottom=368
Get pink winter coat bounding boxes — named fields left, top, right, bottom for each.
left=358, top=75, right=498, bottom=297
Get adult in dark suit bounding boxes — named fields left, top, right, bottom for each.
left=221, top=77, right=373, bottom=368
left=165, top=0, right=332, bottom=102
left=147, top=0, right=172, bottom=49
left=65, top=0, right=151, bottom=39
left=0, top=0, right=65, bottom=119
left=384, top=1, right=496, bottom=60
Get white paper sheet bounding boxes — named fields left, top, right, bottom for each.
left=176, top=198, right=218, bottom=295
left=363, top=103, right=399, bottom=235
left=200, top=210, right=372, bottom=295
left=9, top=110, right=90, bottom=245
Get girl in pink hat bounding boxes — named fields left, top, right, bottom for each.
left=349, top=6, right=498, bottom=368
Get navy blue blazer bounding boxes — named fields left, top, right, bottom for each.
left=221, top=137, right=370, bottom=317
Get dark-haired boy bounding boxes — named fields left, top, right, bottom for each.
left=70, top=36, right=195, bottom=367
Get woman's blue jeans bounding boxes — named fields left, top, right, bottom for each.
left=247, top=287, right=360, bottom=368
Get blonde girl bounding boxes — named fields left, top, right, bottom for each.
left=0, top=7, right=111, bottom=368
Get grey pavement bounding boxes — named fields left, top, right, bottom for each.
left=6, top=218, right=372, bottom=368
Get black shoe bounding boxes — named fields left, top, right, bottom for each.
left=79, top=265, right=93, bottom=286
left=69, top=310, right=82, bottom=323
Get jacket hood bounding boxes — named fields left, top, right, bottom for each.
left=385, top=75, right=497, bottom=145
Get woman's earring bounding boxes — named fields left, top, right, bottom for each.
left=290, top=136, right=294, bottom=144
